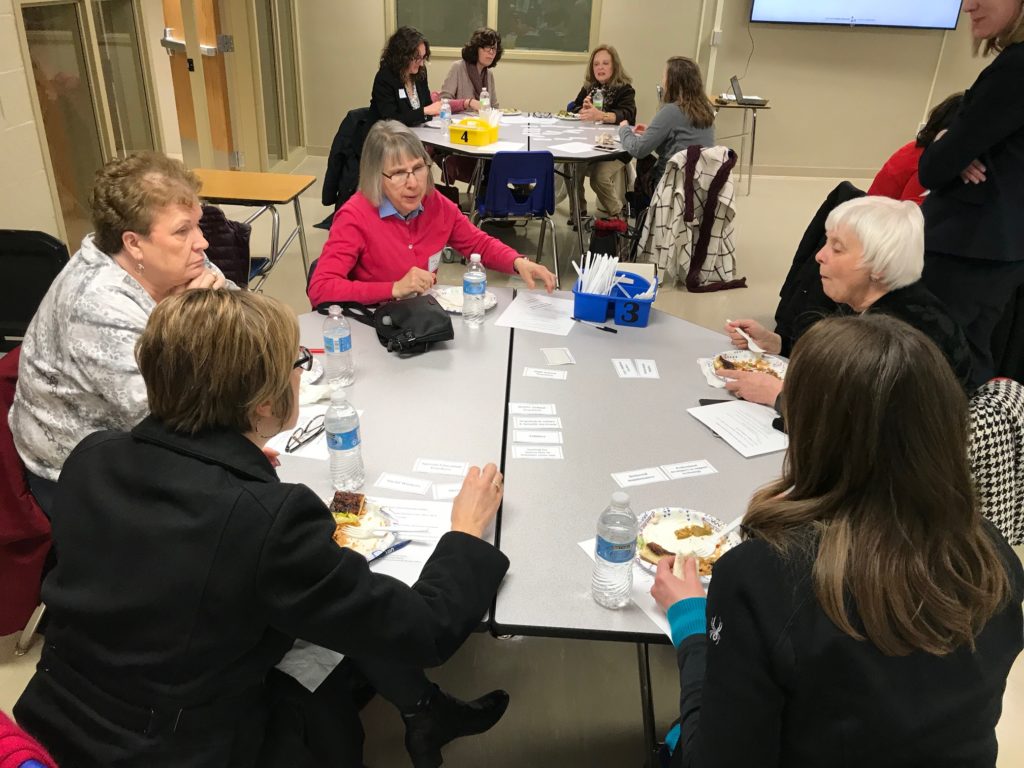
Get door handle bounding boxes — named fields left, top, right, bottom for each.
left=160, top=28, right=217, bottom=56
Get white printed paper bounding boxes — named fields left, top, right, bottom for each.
left=432, top=482, right=462, bottom=501
left=413, top=458, right=469, bottom=477
left=524, top=366, right=568, bottom=381
left=541, top=347, right=576, bottom=366
left=494, top=293, right=576, bottom=336
left=578, top=539, right=671, bottom=638
left=612, top=358, right=639, bottom=378
left=688, top=401, right=788, bottom=458
left=373, top=472, right=433, bottom=495
left=636, top=359, right=660, bottom=379
left=462, top=140, right=525, bottom=154
left=513, top=416, right=562, bottom=429
left=660, top=460, right=718, bottom=480
left=611, top=466, right=669, bottom=488
left=513, top=430, right=563, bottom=444
left=509, top=402, right=557, bottom=415
left=511, top=445, right=564, bottom=460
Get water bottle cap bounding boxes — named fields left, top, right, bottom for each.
left=611, top=491, right=630, bottom=507
left=470, top=253, right=482, bottom=263
left=328, top=305, right=342, bottom=317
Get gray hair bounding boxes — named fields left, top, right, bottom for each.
left=358, top=120, right=433, bottom=206
left=824, top=196, right=924, bottom=291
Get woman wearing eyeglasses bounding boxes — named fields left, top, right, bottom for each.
left=15, top=290, right=513, bottom=768
left=369, top=26, right=442, bottom=127
left=439, top=28, right=502, bottom=113
left=308, top=120, right=556, bottom=307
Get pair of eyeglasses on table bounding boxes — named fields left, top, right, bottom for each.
left=286, top=413, right=325, bottom=454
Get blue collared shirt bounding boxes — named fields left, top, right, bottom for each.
left=378, top=199, right=424, bottom=221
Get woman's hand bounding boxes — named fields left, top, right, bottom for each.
left=169, top=268, right=226, bottom=296
left=515, top=257, right=556, bottom=293
left=651, top=556, right=705, bottom=613
left=724, top=319, right=781, bottom=354
left=721, top=369, right=784, bottom=407
left=424, top=101, right=442, bottom=117
left=633, top=123, right=648, bottom=135
left=961, top=159, right=987, bottom=184
left=450, top=463, right=503, bottom=538
left=392, top=267, right=436, bottom=298
left=578, top=104, right=604, bottom=122
left=468, top=98, right=480, bottom=112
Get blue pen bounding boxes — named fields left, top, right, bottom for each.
left=368, top=538, right=413, bottom=564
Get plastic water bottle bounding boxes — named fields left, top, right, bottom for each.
left=322, top=305, right=354, bottom=386
left=592, top=88, right=604, bottom=116
left=463, top=253, right=486, bottom=328
left=326, top=387, right=364, bottom=491
left=439, top=97, right=451, bottom=127
left=479, top=87, right=490, bottom=116
left=592, top=492, right=638, bottom=609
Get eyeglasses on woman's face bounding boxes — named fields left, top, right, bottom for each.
left=382, top=161, right=431, bottom=186
left=285, top=413, right=325, bottom=453
left=480, top=45, right=497, bottom=53
left=293, top=346, right=313, bottom=371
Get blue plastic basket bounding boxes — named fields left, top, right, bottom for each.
left=572, top=271, right=657, bottom=327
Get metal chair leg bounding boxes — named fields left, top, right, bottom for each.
left=15, top=603, right=46, bottom=656
left=537, top=217, right=547, bottom=267
left=548, top=215, right=560, bottom=290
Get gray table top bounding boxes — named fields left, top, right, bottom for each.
left=412, top=117, right=630, bottom=163
left=492, top=298, right=784, bottom=641
left=280, top=290, right=515, bottom=541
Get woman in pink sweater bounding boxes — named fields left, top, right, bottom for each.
left=308, top=120, right=556, bottom=307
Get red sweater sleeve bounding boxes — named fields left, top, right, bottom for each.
left=868, top=142, right=922, bottom=201
left=436, top=194, right=519, bottom=274
left=307, top=202, right=396, bottom=306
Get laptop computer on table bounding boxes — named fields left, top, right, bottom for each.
left=730, top=76, right=768, bottom=107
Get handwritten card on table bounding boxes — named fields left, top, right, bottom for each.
left=524, top=366, right=568, bottom=381
left=509, top=402, right=557, bottom=415
left=412, top=458, right=468, bottom=477
left=661, top=460, right=717, bottom=480
left=611, top=466, right=669, bottom=488
left=432, top=482, right=462, bottom=501
left=541, top=347, right=576, bottom=365
left=612, top=358, right=639, bottom=378
left=636, top=359, right=660, bottom=379
left=373, top=473, right=433, bottom=495
left=511, top=445, right=564, bottom=460
left=513, top=416, right=562, bottom=429
left=688, top=401, right=788, bottom=458
left=513, top=430, right=564, bottom=444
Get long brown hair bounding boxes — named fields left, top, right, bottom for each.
left=663, top=56, right=714, bottom=130
left=583, top=44, right=632, bottom=90
left=743, top=314, right=1011, bottom=657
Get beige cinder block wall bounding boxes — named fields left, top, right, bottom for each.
left=0, top=0, right=60, bottom=236
left=297, top=0, right=988, bottom=179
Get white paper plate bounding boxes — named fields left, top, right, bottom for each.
left=431, top=286, right=498, bottom=314
left=556, top=113, right=581, bottom=121
left=712, top=350, right=788, bottom=381
left=635, top=507, right=741, bottom=583
left=499, top=108, right=522, bottom=116
left=331, top=500, right=396, bottom=558
left=301, top=357, right=324, bottom=386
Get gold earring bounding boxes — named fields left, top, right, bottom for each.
left=136, top=260, right=145, bottom=274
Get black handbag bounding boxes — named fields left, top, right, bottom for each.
left=317, top=295, right=454, bottom=355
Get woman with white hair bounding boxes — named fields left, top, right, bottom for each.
left=308, top=120, right=555, bottom=306
left=723, top=196, right=973, bottom=406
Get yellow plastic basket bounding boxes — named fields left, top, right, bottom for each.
left=448, top=117, right=499, bottom=146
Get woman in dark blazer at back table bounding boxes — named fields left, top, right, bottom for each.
left=919, top=0, right=1024, bottom=383
left=369, top=26, right=441, bottom=126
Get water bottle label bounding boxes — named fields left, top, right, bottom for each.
left=595, top=536, right=636, bottom=564
left=327, top=427, right=360, bottom=451
left=324, top=334, right=351, bottom=353
left=463, top=278, right=486, bottom=296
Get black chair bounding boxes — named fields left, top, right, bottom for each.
left=0, top=230, right=69, bottom=352
left=317, top=107, right=372, bottom=230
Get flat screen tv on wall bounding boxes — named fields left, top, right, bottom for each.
left=750, top=0, right=962, bottom=30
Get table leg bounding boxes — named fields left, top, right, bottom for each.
left=747, top=108, right=759, bottom=196
left=293, top=196, right=310, bottom=276
left=739, top=108, right=750, bottom=194
left=637, top=642, right=659, bottom=768
left=568, top=164, right=586, bottom=257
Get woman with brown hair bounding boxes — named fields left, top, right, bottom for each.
left=619, top=56, right=714, bottom=196
left=651, top=314, right=1023, bottom=767
left=439, top=27, right=503, bottom=113
left=368, top=26, right=441, bottom=126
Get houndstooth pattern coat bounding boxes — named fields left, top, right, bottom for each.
left=969, top=378, right=1024, bottom=546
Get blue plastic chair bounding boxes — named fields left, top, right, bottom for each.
left=473, top=151, right=560, bottom=288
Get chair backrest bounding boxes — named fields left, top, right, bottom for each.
left=477, top=151, right=555, bottom=218
left=322, top=106, right=372, bottom=208
left=0, top=231, right=68, bottom=351
left=969, top=378, right=1024, bottom=546
left=198, top=205, right=252, bottom=288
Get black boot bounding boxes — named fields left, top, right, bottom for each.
left=401, top=685, right=510, bottom=767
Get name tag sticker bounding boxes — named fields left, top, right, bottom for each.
left=398, top=88, right=408, bottom=99
left=428, top=251, right=442, bottom=272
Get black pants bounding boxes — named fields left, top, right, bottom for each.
left=25, top=469, right=57, bottom=519
left=922, top=252, right=1024, bottom=385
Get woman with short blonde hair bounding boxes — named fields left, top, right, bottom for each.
left=651, top=313, right=1023, bottom=767
left=15, top=289, right=513, bottom=767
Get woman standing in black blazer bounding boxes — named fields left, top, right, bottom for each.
left=919, top=0, right=1024, bottom=383
left=369, top=26, right=441, bottom=126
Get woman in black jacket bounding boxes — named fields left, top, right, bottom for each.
left=919, top=0, right=1024, bottom=382
left=14, top=290, right=510, bottom=768
left=652, top=314, right=1023, bottom=768
left=369, top=26, right=441, bottom=127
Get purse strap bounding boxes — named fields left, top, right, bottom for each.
left=314, top=301, right=377, bottom=328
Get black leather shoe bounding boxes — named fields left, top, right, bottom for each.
left=401, top=685, right=510, bottom=767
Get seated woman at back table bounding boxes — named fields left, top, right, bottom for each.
left=439, top=27, right=501, bottom=114
left=562, top=43, right=637, bottom=221
left=369, top=26, right=441, bottom=127
left=308, top=120, right=556, bottom=306
left=723, top=196, right=973, bottom=407
left=13, top=289, right=512, bottom=768
left=618, top=56, right=714, bottom=200
left=9, top=151, right=230, bottom=514
left=651, top=313, right=1023, bottom=767
left=868, top=92, right=963, bottom=205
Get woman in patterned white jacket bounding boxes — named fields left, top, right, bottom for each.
left=9, top=152, right=230, bottom=513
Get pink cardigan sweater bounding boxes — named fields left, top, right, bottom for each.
left=308, top=190, right=519, bottom=306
